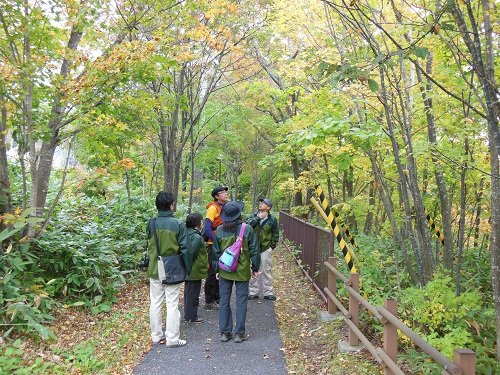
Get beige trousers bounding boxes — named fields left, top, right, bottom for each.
left=249, top=247, right=273, bottom=297
left=149, top=278, right=181, bottom=344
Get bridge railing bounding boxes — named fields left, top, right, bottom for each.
left=279, top=210, right=334, bottom=302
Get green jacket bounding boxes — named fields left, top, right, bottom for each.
left=187, top=228, right=208, bottom=280
left=147, top=211, right=193, bottom=279
left=213, top=220, right=260, bottom=281
left=247, top=212, right=279, bottom=252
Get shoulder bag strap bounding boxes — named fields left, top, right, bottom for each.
left=145, top=219, right=151, bottom=251
left=152, top=218, right=160, bottom=257
left=237, top=223, right=246, bottom=239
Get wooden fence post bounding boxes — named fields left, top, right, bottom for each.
left=348, top=272, right=359, bottom=346
left=328, top=257, right=337, bottom=314
left=454, top=349, right=476, bottom=375
left=383, top=299, right=398, bottom=375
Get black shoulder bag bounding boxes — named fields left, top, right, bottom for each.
left=152, top=218, right=187, bottom=285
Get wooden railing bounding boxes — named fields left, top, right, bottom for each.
left=325, top=257, right=476, bottom=375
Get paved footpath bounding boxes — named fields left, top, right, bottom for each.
left=134, top=295, right=288, bottom=375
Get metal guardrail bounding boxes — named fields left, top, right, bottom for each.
left=279, top=210, right=334, bottom=302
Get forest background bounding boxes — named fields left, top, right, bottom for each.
left=0, top=0, right=498, bottom=373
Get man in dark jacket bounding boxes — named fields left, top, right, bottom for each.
left=147, top=191, right=192, bottom=347
left=247, top=198, right=279, bottom=300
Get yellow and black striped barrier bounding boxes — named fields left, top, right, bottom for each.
left=425, top=209, right=445, bottom=246
left=312, top=185, right=357, bottom=273
left=335, top=212, right=356, bottom=248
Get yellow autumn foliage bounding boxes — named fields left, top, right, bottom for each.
left=113, top=158, right=136, bottom=171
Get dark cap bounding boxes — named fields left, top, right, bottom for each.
left=259, top=198, right=273, bottom=209
left=220, top=201, right=244, bottom=222
left=211, top=186, right=228, bottom=198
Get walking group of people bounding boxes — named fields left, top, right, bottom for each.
left=146, top=187, right=279, bottom=347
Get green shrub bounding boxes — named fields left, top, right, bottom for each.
left=1, top=193, right=153, bottom=339
left=1, top=210, right=56, bottom=340
left=398, top=272, right=496, bottom=373
left=344, top=235, right=496, bottom=373
left=35, top=195, right=152, bottom=304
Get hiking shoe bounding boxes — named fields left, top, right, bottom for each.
left=165, top=339, right=187, bottom=347
left=263, top=295, right=276, bottom=301
left=220, top=332, right=232, bottom=342
left=233, top=333, right=248, bottom=343
left=185, top=317, right=203, bottom=324
left=205, top=301, right=219, bottom=309
left=248, top=294, right=259, bottom=300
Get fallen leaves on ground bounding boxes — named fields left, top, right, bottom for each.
left=16, top=274, right=151, bottom=374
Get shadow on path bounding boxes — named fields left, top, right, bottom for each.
left=134, top=292, right=287, bottom=375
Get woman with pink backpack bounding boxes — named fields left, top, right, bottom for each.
left=213, top=201, right=260, bottom=343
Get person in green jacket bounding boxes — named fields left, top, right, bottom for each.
left=247, top=198, right=279, bottom=301
left=147, top=191, right=192, bottom=347
left=183, top=213, right=208, bottom=324
left=213, top=201, right=260, bottom=343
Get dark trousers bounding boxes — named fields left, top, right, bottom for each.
left=204, top=273, right=220, bottom=304
left=184, top=280, right=202, bottom=321
left=218, top=278, right=249, bottom=335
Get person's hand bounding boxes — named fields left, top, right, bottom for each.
left=216, top=272, right=220, bottom=280
left=251, top=271, right=259, bottom=279
left=257, top=211, right=268, bottom=219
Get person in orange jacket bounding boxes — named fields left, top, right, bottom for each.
left=203, top=186, right=229, bottom=307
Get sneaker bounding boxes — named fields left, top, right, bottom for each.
left=233, top=333, right=248, bottom=343
left=185, top=317, right=203, bottom=324
left=220, top=332, right=232, bottom=342
left=248, top=295, right=259, bottom=300
left=165, top=339, right=187, bottom=347
left=263, top=295, right=276, bottom=301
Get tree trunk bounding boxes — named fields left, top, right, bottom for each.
left=28, top=14, right=83, bottom=231
left=187, top=129, right=195, bottom=212
left=379, top=69, right=425, bottom=285
left=124, top=170, right=131, bottom=199
left=346, top=165, right=357, bottom=232
left=397, top=58, right=435, bottom=283
left=416, top=54, right=454, bottom=270
left=342, top=170, right=347, bottom=203
left=456, top=137, right=468, bottom=296
left=160, top=67, right=185, bottom=196
left=363, top=181, right=375, bottom=235
left=368, top=149, right=414, bottom=285
left=291, top=156, right=303, bottom=206
left=473, top=178, right=484, bottom=248
left=323, top=154, right=334, bottom=204
left=449, top=0, right=500, bottom=358
left=181, top=153, right=190, bottom=193
left=0, top=95, right=11, bottom=218
left=266, top=167, right=273, bottom=198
